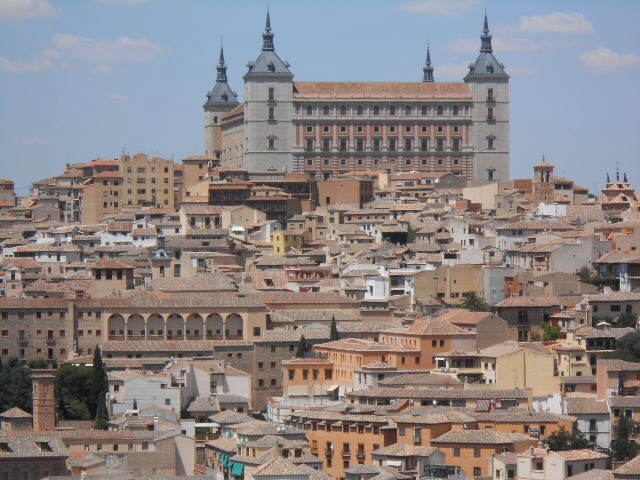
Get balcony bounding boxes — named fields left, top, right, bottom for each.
left=325, top=448, right=333, bottom=457
left=342, top=451, right=351, bottom=458
left=486, top=96, right=496, bottom=103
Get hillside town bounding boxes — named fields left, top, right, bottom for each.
left=1, top=9, right=640, bottom=480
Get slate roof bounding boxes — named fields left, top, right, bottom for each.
left=0, top=433, right=67, bottom=458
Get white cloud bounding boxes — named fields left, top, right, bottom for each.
left=23, top=136, right=45, bottom=145
left=52, top=34, right=165, bottom=64
left=0, top=0, right=57, bottom=20
left=0, top=56, right=53, bottom=73
left=518, top=12, right=594, bottom=35
left=106, top=93, right=127, bottom=103
left=579, top=48, right=640, bottom=73
left=447, top=36, right=576, bottom=55
left=398, top=0, right=479, bottom=16
left=435, top=63, right=469, bottom=81
left=1, top=33, right=166, bottom=74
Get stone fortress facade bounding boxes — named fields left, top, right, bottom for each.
left=204, top=12, right=509, bottom=181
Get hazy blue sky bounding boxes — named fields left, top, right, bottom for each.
left=1, top=0, right=639, bottom=195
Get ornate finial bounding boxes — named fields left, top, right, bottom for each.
left=607, top=172, right=610, bottom=184
left=480, top=10, right=493, bottom=53
left=262, top=10, right=275, bottom=51
left=216, top=42, right=227, bottom=83
left=616, top=162, right=620, bottom=182
left=423, top=42, right=434, bottom=82
left=624, top=172, right=628, bottom=183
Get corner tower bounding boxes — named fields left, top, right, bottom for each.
left=243, top=12, right=295, bottom=172
left=465, top=12, right=510, bottom=181
left=204, top=45, right=239, bottom=158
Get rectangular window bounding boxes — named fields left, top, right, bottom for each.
left=268, top=137, right=276, bottom=149
left=306, top=138, right=314, bottom=151
left=356, top=138, right=365, bottom=152
left=388, top=138, right=397, bottom=152
left=436, top=138, right=445, bottom=151
left=339, top=138, right=348, bottom=152
left=454, top=447, right=460, bottom=457
left=452, top=138, right=461, bottom=151
left=404, top=138, right=412, bottom=151
left=420, top=138, right=429, bottom=151
left=373, top=138, right=381, bottom=152
left=322, top=138, right=331, bottom=152
left=268, top=87, right=275, bottom=100
left=268, top=107, right=275, bottom=120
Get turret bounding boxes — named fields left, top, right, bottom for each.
left=422, top=44, right=434, bottom=82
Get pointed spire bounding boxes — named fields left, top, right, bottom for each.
left=624, top=172, right=628, bottom=183
left=262, top=10, right=275, bottom=51
left=422, top=43, right=434, bottom=82
left=480, top=10, right=493, bottom=53
left=216, top=44, right=228, bottom=83
left=607, top=172, right=611, bottom=184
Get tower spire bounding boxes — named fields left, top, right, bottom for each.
left=216, top=43, right=227, bottom=83
left=480, top=10, right=493, bottom=53
left=262, top=10, right=275, bottom=51
left=423, top=43, right=434, bottom=82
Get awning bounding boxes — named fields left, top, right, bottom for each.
left=231, top=463, right=245, bottom=477
left=387, top=460, right=402, bottom=467
left=327, top=385, right=339, bottom=392
left=219, top=454, right=227, bottom=465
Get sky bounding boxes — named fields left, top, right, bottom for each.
left=1, top=0, right=639, bottom=195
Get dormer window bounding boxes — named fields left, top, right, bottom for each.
left=268, top=63, right=275, bottom=72
left=486, top=64, right=494, bottom=74
left=221, top=93, right=228, bottom=102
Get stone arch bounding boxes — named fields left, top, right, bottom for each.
left=146, top=314, right=164, bottom=339
left=185, top=313, right=204, bottom=339
left=108, top=314, right=125, bottom=339
left=166, top=314, right=184, bottom=340
left=225, top=313, right=244, bottom=340
left=206, top=313, right=224, bottom=340
left=127, top=314, right=145, bottom=339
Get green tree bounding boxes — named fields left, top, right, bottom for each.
left=329, top=315, right=340, bottom=341
left=95, top=392, right=109, bottom=430
left=612, top=332, right=640, bottom=363
left=91, top=346, right=109, bottom=429
left=530, top=331, right=542, bottom=342
left=612, top=414, right=639, bottom=461
left=0, top=360, right=33, bottom=413
left=132, top=397, right=138, bottom=410
left=55, top=365, right=92, bottom=420
left=616, top=313, right=638, bottom=329
left=540, top=321, right=562, bottom=341
left=28, top=358, right=48, bottom=369
left=545, top=426, right=589, bottom=451
left=295, top=335, right=308, bottom=358
left=460, top=291, right=492, bottom=312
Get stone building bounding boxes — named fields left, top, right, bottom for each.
left=204, top=12, right=510, bottom=181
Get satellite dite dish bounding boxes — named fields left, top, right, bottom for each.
left=596, top=321, right=610, bottom=327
